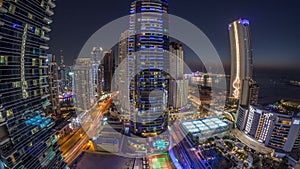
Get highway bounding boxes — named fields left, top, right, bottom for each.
left=58, top=98, right=112, bottom=165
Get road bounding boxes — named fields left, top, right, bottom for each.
left=233, top=129, right=273, bottom=155
left=170, top=125, right=205, bottom=169
left=58, top=98, right=112, bottom=165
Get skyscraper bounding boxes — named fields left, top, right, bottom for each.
left=240, top=104, right=300, bottom=153
left=118, top=30, right=129, bottom=65
left=169, top=41, right=188, bottom=109
left=128, top=0, right=170, bottom=136
left=169, top=41, right=184, bottom=79
left=117, top=30, right=130, bottom=115
left=74, top=58, right=96, bottom=112
left=91, top=47, right=103, bottom=97
left=0, top=0, right=65, bottom=168
left=102, top=50, right=115, bottom=92
left=48, top=55, right=60, bottom=117
left=228, top=19, right=253, bottom=101
left=58, top=55, right=66, bottom=93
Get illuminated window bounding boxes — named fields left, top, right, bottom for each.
left=33, top=90, right=37, bottom=96
left=0, top=56, right=8, bottom=65
left=0, top=112, right=3, bottom=121
left=8, top=4, right=16, bottom=14
left=35, top=27, right=40, bottom=36
left=6, top=109, right=14, bottom=118
left=41, top=30, right=45, bottom=37
left=39, top=59, right=42, bottom=65
left=46, top=139, right=51, bottom=147
left=31, top=127, right=39, bottom=135
left=40, top=0, right=45, bottom=7
left=32, top=58, right=36, bottom=66
left=33, top=80, right=37, bottom=86
left=0, top=0, right=2, bottom=7
left=12, top=81, right=21, bottom=88
left=28, top=13, right=33, bottom=19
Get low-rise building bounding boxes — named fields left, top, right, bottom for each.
left=180, top=117, right=231, bottom=143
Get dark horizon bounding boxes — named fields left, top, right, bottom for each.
left=49, top=0, right=300, bottom=70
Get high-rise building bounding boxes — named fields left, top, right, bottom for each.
left=239, top=79, right=259, bottom=106
left=58, top=55, right=66, bottom=93
left=236, top=105, right=249, bottom=130
left=128, top=0, right=170, bottom=136
left=265, top=114, right=300, bottom=152
left=74, top=58, right=97, bottom=112
left=102, top=50, right=115, bottom=92
left=0, top=0, right=65, bottom=168
left=91, top=47, right=103, bottom=97
left=228, top=19, right=253, bottom=100
left=169, top=41, right=184, bottom=79
left=64, top=66, right=75, bottom=92
left=48, top=55, right=60, bottom=117
left=249, top=81, right=259, bottom=105
left=230, top=19, right=261, bottom=138
left=169, top=41, right=188, bottom=108
left=239, top=104, right=300, bottom=153
left=118, top=30, right=129, bottom=65
left=117, top=30, right=130, bottom=116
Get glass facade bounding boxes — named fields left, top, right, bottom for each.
left=228, top=19, right=253, bottom=100
left=128, top=0, right=170, bottom=136
left=0, top=0, right=65, bottom=168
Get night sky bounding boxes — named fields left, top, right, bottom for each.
left=48, top=0, right=300, bottom=70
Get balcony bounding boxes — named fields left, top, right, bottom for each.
left=39, top=65, right=48, bottom=68
left=0, top=7, right=7, bottom=13
left=43, top=17, right=53, bottom=24
left=42, top=26, right=51, bottom=32
left=39, top=55, right=48, bottom=59
left=40, top=45, right=49, bottom=50
left=0, top=21, right=4, bottom=26
left=41, top=35, right=50, bottom=41
left=46, top=8, right=54, bottom=16
left=47, top=0, right=56, bottom=8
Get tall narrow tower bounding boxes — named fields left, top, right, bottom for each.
left=228, top=19, right=253, bottom=101
left=128, top=0, right=170, bottom=137
left=169, top=41, right=188, bottom=108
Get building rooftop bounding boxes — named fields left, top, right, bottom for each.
left=70, top=152, right=135, bottom=169
left=182, top=117, right=229, bottom=134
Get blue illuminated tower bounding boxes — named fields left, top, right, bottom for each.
left=128, top=0, right=170, bottom=137
left=0, top=0, right=65, bottom=168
